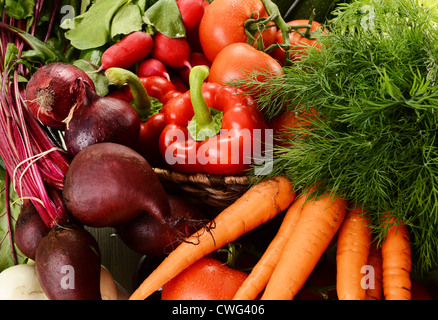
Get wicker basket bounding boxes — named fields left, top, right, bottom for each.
left=153, top=168, right=251, bottom=209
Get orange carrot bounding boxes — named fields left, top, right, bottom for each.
left=381, top=216, right=412, bottom=300
left=336, top=206, right=372, bottom=300
left=129, top=176, right=295, bottom=300
left=366, top=242, right=383, bottom=300
left=261, top=191, right=348, bottom=300
left=233, top=192, right=307, bottom=300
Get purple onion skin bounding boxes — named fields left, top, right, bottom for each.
left=64, top=92, right=141, bottom=156
left=25, top=62, right=95, bottom=130
left=62, top=142, right=171, bottom=228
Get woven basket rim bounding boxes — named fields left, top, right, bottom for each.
left=153, top=167, right=251, bottom=187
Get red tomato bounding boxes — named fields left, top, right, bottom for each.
left=161, top=257, right=248, bottom=300
left=209, top=42, right=283, bottom=96
left=271, top=20, right=325, bottom=65
left=269, top=108, right=317, bottom=148
left=199, top=0, right=277, bottom=63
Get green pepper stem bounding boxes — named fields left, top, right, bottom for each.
left=105, top=67, right=151, bottom=121
left=189, top=65, right=212, bottom=127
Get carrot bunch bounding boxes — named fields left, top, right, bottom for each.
left=336, top=209, right=412, bottom=300
left=234, top=188, right=348, bottom=300
left=129, top=176, right=413, bottom=301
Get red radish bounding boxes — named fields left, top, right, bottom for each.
left=35, top=224, right=102, bottom=300
left=151, top=33, right=192, bottom=69
left=25, top=62, right=95, bottom=130
left=62, top=142, right=171, bottom=227
left=100, top=31, right=153, bottom=70
left=178, top=52, right=211, bottom=86
left=137, top=58, right=170, bottom=80
left=176, top=0, right=205, bottom=31
left=64, top=90, right=140, bottom=156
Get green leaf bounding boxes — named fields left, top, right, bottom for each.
left=73, top=59, right=110, bottom=97
left=110, top=2, right=143, bottom=39
left=63, top=0, right=128, bottom=50
left=3, top=43, right=18, bottom=68
left=143, top=0, right=185, bottom=38
left=0, top=178, right=25, bottom=273
left=4, top=0, right=34, bottom=20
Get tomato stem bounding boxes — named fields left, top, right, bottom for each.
left=105, top=67, right=151, bottom=121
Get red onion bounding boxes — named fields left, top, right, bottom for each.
left=25, top=62, right=95, bottom=130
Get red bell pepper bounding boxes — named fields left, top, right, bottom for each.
left=105, top=70, right=182, bottom=168
left=158, top=65, right=268, bottom=176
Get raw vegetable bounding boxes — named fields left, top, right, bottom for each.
left=150, top=33, right=192, bottom=69
left=209, top=42, right=283, bottom=88
left=115, top=194, right=205, bottom=256
left=161, top=256, right=248, bottom=300
left=63, top=87, right=141, bottom=156
left=24, top=62, right=95, bottom=130
left=137, top=58, right=171, bottom=80
left=14, top=201, right=49, bottom=260
left=336, top=207, right=372, bottom=300
left=381, top=216, right=412, bottom=300
left=130, top=176, right=295, bottom=300
left=0, top=262, right=125, bottom=300
left=0, top=263, right=48, bottom=300
left=176, top=0, right=206, bottom=31
left=198, top=0, right=277, bottom=62
left=158, top=65, right=268, bottom=176
left=270, top=19, right=325, bottom=65
left=366, top=243, right=383, bottom=300
left=35, top=224, right=102, bottom=300
left=233, top=192, right=307, bottom=300
left=261, top=191, right=347, bottom=300
left=63, top=142, right=171, bottom=227
left=0, top=1, right=71, bottom=231
left=238, top=0, right=438, bottom=273
left=100, top=31, right=153, bottom=70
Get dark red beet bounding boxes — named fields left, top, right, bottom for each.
left=62, top=142, right=171, bottom=227
left=25, top=62, right=95, bottom=130
left=115, top=194, right=205, bottom=256
left=35, top=224, right=101, bottom=300
left=64, top=91, right=140, bottom=156
left=14, top=201, right=50, bottom=260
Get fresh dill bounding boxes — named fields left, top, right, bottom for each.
left=237, top=0, right=438, bottom=273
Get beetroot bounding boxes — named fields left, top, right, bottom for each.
left=64, top=90, right=140, bottom=156
left=25, top=62, right=95, bottom=130
left=14, top=201, right=50, bottom=260
left=115, top=194, right=205, bottom=256
left=35, top=224, right=101, bottom=300
left=62, top=142, right=171, bottom=227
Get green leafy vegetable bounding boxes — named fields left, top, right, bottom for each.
left=62, top=0, right=184, bottom=51
left=0, top=175, right=25, bottom=273
left=4, top=0, right=34, bottom=20
left=143, top=0, right=185, bottom=38
left=239, top=0, right=438, bottom=273
left=62, top=0, right=131, bottom=50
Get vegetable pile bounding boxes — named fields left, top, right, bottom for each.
left=1, top=0, right=437, bottom=301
